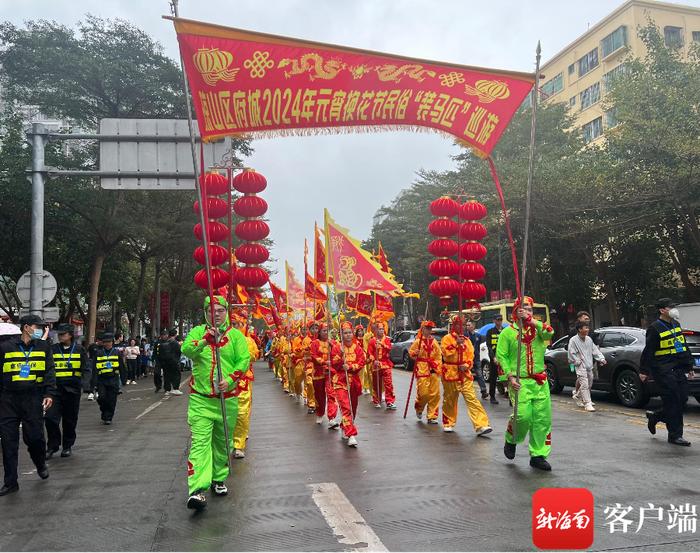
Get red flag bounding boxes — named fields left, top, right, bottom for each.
left=375, top=293, right=393, bottom=313
left=286, top=262, right=306, bottom=311
left=269, top=281, right=287, bottom=312
left=305, top=270, right=327, bottom=302
left=377, top=242, right=390, bottom=273
left=314, top=223, right=328, bottom=283
left=345, top=292, right=358, bottom=310
left=356, top=292, right=373, bottom=317
left=255, top=303, right=277, bottom=327
left=314, top=302, right=327, bottom=321
left=324, top=209, right=402, bottom=293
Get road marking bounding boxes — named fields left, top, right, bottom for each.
left=309, top=482, right=387, bottom=552
left=135, top=399, right=166, bottom=420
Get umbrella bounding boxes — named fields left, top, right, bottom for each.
left=476, top=322, right=510, bottom=337
left=0, top=322, right=20, bottom=336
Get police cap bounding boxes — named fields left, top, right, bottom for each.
left=18, top=314, right=45, bottom=327
left=655, top=298, right=677, bottom=309
left=56, top=323, right=75, bottom=335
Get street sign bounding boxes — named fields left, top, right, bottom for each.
left=19, top=306, right=60, bottom=323
left=99, top=118, right=233, bottom=190
left=16, top=270, right=57, bottom=307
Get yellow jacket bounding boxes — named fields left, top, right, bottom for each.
left=440, top=333, right=474, bottom=381
left=408, top=335, right=442, bottom=378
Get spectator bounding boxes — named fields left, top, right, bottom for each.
left=567, top=321, right=606, bottom=412
left=124, top=339, right=140, bottom=385
left=160, top=329, right=183, bottom=396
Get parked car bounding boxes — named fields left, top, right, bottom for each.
left=390, top=328, right=448, bottom=369
left=544, top=326, right=700, bottom=408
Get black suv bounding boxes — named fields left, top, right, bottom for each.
left=544, top=326, right=700, bottom=408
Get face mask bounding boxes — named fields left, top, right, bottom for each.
left=31, top=328, right=44, bottom=339
left=668, top=308, right=680, bottom=321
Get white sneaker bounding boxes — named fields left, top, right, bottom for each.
left=316, top=416, right=323, bottom=425
left=170, top=389, right=183, bottom=396
left=211, top=481, right=228, bottom=495
left=328, top=420, right=340, bottom=430
left=87, top=393, right=94, bottom=401
left=427, top=418, right=439, bottom=425
left=590, top=402, right=596, bottom=406
left=347, top=436, right=358, bottom=447
left=443, top=426, right=455, bottom=433
left=164, top=391, right=171, bottom=396
left=416, top=412, right=423, bottom=421
left=386, top=403, right=397, bottom=410
left=374, top=403, right=382, bottom=409
left=341, top=434, right=349, bottom=441
left=575, top=398, right=585, bottom=407
left=131, top=381, right=138, bottom=385
left=186, top=491, right=207, bottom=511
left=477, top=426, right=493, bottom=436
left=584, top=404, right=596, bottom=412
left=233, top=449, right=245, bottom=458
left=572, top=390, right=579, bottom=399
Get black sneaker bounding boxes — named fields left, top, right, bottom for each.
left=504, top=442, right=516, bottom=459
left=37, top=465, right=49, bottom=479
left=668, top=437, right=691, bottom=446
left=187, top=490, right=207, bottom=510
left=60, top=448, right=72, bottom=458
left=490, top=397, right=499, bottom=405
left=211, top=481, right=228, bottom=496
left=646, top=411, right=657, bottom=435
left=529, top=456, right=552, bottom=471
left=0, top=483, right=19, bottom=496
left=45, top=448, right=59, bottom=460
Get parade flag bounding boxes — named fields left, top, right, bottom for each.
left=314, top=302, right=327, bottom=321
left=285, top=261, right=306, bottom=311
left=269, top=281, right=288, bottom=312
left=345, top=292, right=358, bottom=310
left=355, top=292, right=374, bottom=318
left=314, top=223, right=328, bottom=283
left=373, top=292, right=395, bottom=322
left=376, top=242, right=390, bottom=273
left=254, top=302, right=277, bottom=328
left=324, top=209, right=402, bottom=293
left=171, top=17, right=535, bottom=157
left=305, top=270, right=328, bottom=302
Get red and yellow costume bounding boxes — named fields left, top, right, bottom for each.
left=331, top=323, right=366, bottom=438
left=310, top=325, right=338, bottom=421
left=355, top=325, right=372, bottom=394
left=277, top=331, right=292, bottom=393
left=440, top=317, right=491, bottom=432
left=302, top=323, right=318, bottom=410
left=367, top=331, right=396, bottom=406
left=232, top=311, right=259, bottom=451
left=408, top=321, right=442, bottom=421
left=290, top=329, right=305, bottom=398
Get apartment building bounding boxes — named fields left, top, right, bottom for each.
left=539, top=0, right=700, bottom=143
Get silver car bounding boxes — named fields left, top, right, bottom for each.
left=390, top=328, right=448, bottom=369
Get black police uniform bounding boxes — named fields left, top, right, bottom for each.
left=152, top=338, right=165, bottom=392
left=159, top=338, right=182, bottom=392
left=94, top=344, right=122, bottom=423
left=486, top=324, right=504, bottom=400
left=0, top=335, right=56, bottom=489
left=45, top=336, right=87, bottom=454
left=641, top=318, right=694, bottom=442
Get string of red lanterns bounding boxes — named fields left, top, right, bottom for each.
left=427, top=196, right=461, bottom=307
left=459, top=199, right=488, bottom=310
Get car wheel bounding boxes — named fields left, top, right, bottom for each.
left=615, top=368, right=649, bottom=408
left=545, top=362, right=563, bottom=394
left=402, top=351, right=410, bottom=370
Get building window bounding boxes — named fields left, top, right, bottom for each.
left=577, top=48, right=599, bottom=77
left=603, top=64, right=627, bottom=92
left=541, top=72, right=563, bottom=99
left=580, top=82, right=601, bottom=110
left=568, top=63, right=575, bottom=76
left=601, top=26, right=628, bottom=57
left=692, top=31, right=700, bottom=42
left=569, top=96, right=576, bottom=107
left=583, top=117, right=603, bottom=143
left=605, top=108, right=619, bottom=128
left=664, top=26, right=684, bottom=48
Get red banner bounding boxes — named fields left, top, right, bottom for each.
left=173, top=18, right=534, bottom=156
left=305, top=270, right=327, bottom=302
left=269, top=281, right=287, bottom=312
left=285, top=262, right=306, bottom=311
left=314, top=223, right=327, bottom=283
left=374, top=293, right=394, bottom=313
left=356, top=293, right=373, bottom=317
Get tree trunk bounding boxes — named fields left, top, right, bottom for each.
left=583, top=249, right=620, bottom=325
left=153, top=262, right=162, bottom=338
left=87, top=252, right=106, bottom=344
left=131, top=256, right=149, bottom=338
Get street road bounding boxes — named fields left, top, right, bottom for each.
left=2, top=362, right=699, bottom=551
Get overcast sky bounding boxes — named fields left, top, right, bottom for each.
left=4, top=0, right=700, bottom=284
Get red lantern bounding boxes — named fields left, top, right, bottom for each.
left=429, top=278, right=460, bottom=298
left=460, top=261, right=486, bottom=281
left=193, top=197, right=228, bottom=219
left=194, top=221, right=229, bottom=242
left=233, top=169, right=267, bottom=194
left=194, top=268, right=231, bottom=289
left=428, top=218, right=459, bottom=237
left=236, top=266, right=269, bottom=289
left=460, top=242, right=487, bottom=260
left=235, top=219, right=270, bottom=242
left=460, top=281, right=487, bottom=300
left=427, top=238, right=458, bottom=257
left=429, top=196, right=459, bottom=218
left=235, top=243, right=269, bottom=265
left=201, top=172, right=229, bottom=196
left=464, top=300, right=481, bottom=311
left=428, top=258, right=459, bottom=277
left=459, top=200, right=487, bottom=221
left=233, top=195, right=268, bottom=218
left=193, top=245, right=229, bottom=266
left=460, top=222, right=487, bottom=241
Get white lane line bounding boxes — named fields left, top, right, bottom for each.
left=134, top=377, right=190, bottom=419
left=309, top=482, right=388, bottom=552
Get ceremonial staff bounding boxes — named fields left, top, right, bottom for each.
left=512, top=42, right=541, bottom=439
left=403, top=300, right=429, bottom=418
left=171, top=0, right=232, bottom=465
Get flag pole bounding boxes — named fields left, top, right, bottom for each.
left=512, top=41, right=541, bottom=442
left=170, top=0, right=231, bottom=465
left=403, top=299, right=429, bottom=418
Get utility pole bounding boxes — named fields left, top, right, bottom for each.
left=29, top=123, right=48, bottom=317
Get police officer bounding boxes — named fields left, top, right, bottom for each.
left=152, top=329, right=168, bottom=393
left=0, top=315, right=56, bottom=496
left=641, top=298, right=695, bottom=446
left=485, top=314, right=505, bottom=404
left=94, top=333, right=122, bottom=425
left=45, top=324, right=87, bottom=459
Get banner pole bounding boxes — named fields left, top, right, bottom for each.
left=171, top=0, right=231, bottom=466
left=512, top=41, right=541, bottom=442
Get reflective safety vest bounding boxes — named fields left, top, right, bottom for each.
left=54, top=349, right=82, bottom=379
left=2, top=350, right=47, bottom=383
left=655, top=325, right=688, bottom=357
left=95, top=353, right=120, bottom=375
left=490, top=329, right=501, bottom=349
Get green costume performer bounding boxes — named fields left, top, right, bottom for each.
left=182, top=295, right=250, bottom=509
left=496, top=296, right=555, bottom=471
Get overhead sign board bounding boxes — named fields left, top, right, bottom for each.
left=99, top=118, right=233, bottom=190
